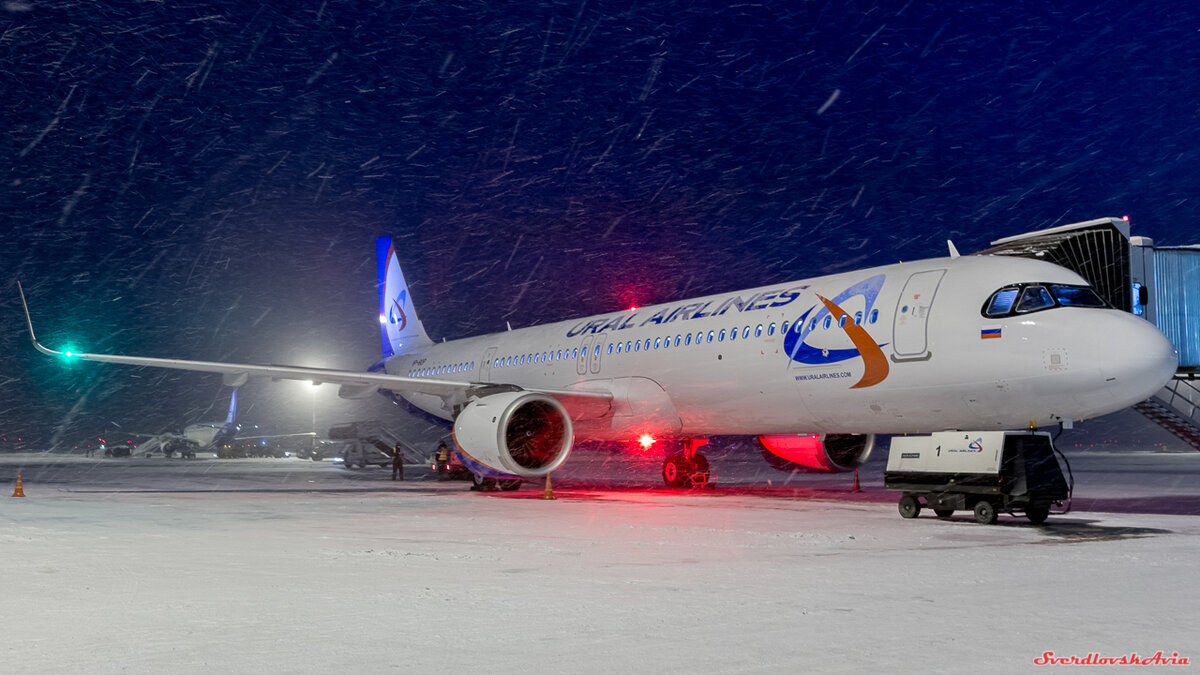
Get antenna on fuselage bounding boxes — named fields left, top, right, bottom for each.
left=947, top=240, right=961, bottom=259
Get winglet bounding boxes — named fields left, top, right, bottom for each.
left=947, top=240, right=961, bottom=259
left=17, top=282, right=63, bottom=357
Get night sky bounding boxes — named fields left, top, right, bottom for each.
left=3, top=1, right=1198, bottom=448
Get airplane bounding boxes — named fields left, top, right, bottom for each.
left=19, top=229, right=1178, bottom=489
left=132, top=387, right=241, bottom=458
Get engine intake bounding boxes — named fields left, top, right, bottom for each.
left=453, top=391, right=574, bottom=477
left=758, top=433, right=875, bottom=473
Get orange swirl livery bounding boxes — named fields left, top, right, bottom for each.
left=815, top=294, right=889, bottom=389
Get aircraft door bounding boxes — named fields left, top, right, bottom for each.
left=590, top=333, right=606, bottom=374
left=480, top=347, right=497, bottom=382
left=892, top=269, right=945, bottom=361
left=576, top=336, right=594, bottom=376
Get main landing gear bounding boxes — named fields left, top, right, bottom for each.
left=662, top=439, right=714, bottom=489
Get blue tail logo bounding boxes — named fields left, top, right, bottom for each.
left=389, top=290, right=409, bottom=331
left=377, top=237, right=433, bottom=359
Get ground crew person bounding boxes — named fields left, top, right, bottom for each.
left=392, top=444, right=404, bottom=481
left=435, top=441, right=450, bottom=479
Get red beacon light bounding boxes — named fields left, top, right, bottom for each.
left=638, top=434, right=656, bottom=449
left=629, top=305, right=638, bottom=312
left=1122, top=215, right=1130, bottom=222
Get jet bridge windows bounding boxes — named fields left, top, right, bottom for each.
left=982, top=283, right=1109, bottom=318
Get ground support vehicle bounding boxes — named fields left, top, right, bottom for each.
left=885, top=431, right=1071, bottom=524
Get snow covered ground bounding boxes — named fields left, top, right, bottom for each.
left=2, top=419, right=1198, bottom=673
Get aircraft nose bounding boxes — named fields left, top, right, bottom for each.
left=1099, top=313, right=1178, bottom=405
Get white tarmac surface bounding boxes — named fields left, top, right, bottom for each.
left=2, top=418, right=1199, bottom=673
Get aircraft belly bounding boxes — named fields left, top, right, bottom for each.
left=400, top=391, right=453, bottom=421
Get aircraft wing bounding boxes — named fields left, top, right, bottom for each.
left=19, top=283, right=613, bottom=408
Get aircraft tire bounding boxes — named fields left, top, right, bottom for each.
left=662, top=454, right=691, bottom=487
left=933, top=508, right=954, bottom=518
left=471, top=474, right=499, bottom=492
left=499, top=479, right=522, bottom=491
left=898, top=494, right=921, bottom=519
left=973, top=499, right=998, bottom=525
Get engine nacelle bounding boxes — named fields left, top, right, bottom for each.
left=452, top=391, right=574, bottom=477
left=758, top=433, right=875, bottom=473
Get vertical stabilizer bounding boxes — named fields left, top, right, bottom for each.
left=224, top=387, right=238, bottom=427
left=377, top=237, right=434, bottom=358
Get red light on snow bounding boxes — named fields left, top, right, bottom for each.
left=638, top=434, right=656, bottom=449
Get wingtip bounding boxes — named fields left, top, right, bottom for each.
left=17, top=281, right=60, bottom=357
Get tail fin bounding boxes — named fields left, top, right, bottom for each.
left=377, top=237, right=433, bottom=358
left=224, top=387, right=238, bottom=427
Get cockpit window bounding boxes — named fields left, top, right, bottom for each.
left=1051, top=284, right=1106, bottom=308
left=984, top=287, right=1020, bottom=317
left=1015, top=285, right=1054, bottom=313
left=982, top=283, right=1109, bottom=318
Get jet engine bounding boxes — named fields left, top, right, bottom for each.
left=758, top=433, right=875, bottom=473
left=452, top=391, right=574, bottom=477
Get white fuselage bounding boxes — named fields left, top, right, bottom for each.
left=385, top=255, right=1177, bottom=439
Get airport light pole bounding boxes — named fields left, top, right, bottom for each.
left=308, top=381, right=318, bottom=453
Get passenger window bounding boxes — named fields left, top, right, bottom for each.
left=854, top=312, right=862, bottom=325
left=838, top=315, right=847, bottom=328
left=641, top=339, right=648, bottom=351
left=781, top=321, right=789, bottom=335
left=607, top=344, right=613, bottom=355
left=767, top=323, right=775, bottom=336
left=616, top=342, right=623, bottom=353
left=1016, top=286, right=1054, bottom=313
left=708, top=330, right=714, bottom=343
left=729, top=328, right=737, bottom=341
left=674, top=335, right=681, bottom=347
left=823, top=316, right=831, bottom=329
left=742, top=326, right=750, bottom=339
left=634, top=340, right=640, bottom=352
left=869, top=309, right=878, bottom=324
left=755, top=324, right=763, bottom=337
left=695, top=332, right=703, bottom=344
left=663, top=337, right=670, bottom=349
left=655, top=337, right=661, bottom=349
left=718, top=329, right=726, bottom=342
left=685, top=334, right=692, bottom=345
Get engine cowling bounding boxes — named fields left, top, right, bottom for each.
left=758, top=433, right=875, bottom=473
left=452, top=391, right=574, bottom=477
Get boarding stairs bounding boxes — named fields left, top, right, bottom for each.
left=1134, top=374, right=1200, bottom=451
left=326, top=421, right=427, bottom=463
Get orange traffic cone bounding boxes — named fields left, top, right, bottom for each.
left=542, top=473, right=555, bottom=500
left=12, top=471, right=25, bottom=497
